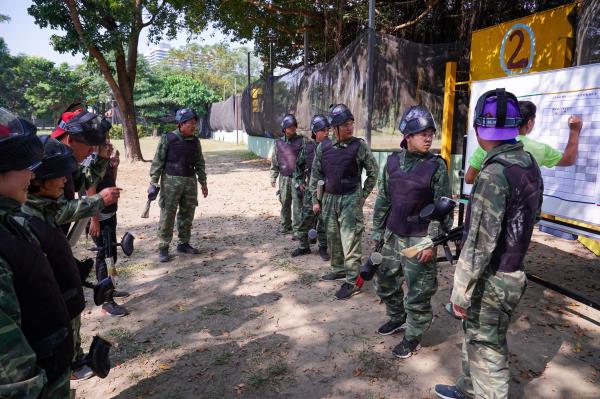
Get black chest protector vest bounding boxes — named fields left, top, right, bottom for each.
left=165, top=132, right=199, bottom=177
left=97, top=165, right=117, bottom=213
left=20, top=213, right=85, bottom=319
left=321, top=138, right=361, bottom=195
left=304, top=141, right=317, bottom=175
left=386, top=153, right=439, bottom=237
left=0, top=219, right=74, bottom=383
left=276, top=136, right=303, bottom=177
left=464, top=154, right=542, bottom=273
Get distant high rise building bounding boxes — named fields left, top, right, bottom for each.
left=145, top=42, right=171, bottom=67
left=144, top=42, right=193, bottom=69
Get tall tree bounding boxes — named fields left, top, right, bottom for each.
left=28, top=0, right=208, bottom=161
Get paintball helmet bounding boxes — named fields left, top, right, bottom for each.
left=398, top=105, right=436, bottom=148
left=474, top=88, right=522, bottom=140
left=0, top=108, right=44, bottom=173
left=52, top=109, right=110, bottom=146
left=310, top=114, right=329, bottom=138
left=175, top=108, right=198, bottom=124
left=32, top=135, right=78, bottom=180
left=281, top=114, right=298, bottom=133
left=328, top=104, right=354, bottom=127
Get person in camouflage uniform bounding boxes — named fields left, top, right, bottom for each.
left=149, top=108, right=208, bottom=263
left=51, top=108, right=120, bottom=381
left=51, top=108, right=121, bottom=235
left=434, top=89, right=543, bottom=399
left=290, top=114, right=330, bottom=260
left=0, top=109, right=71, bottom=398
left=310, top=104, right=378, bottom=300
left=372, top=105, right=451, bottom=359
left=270, top=114, right=304, bottom=238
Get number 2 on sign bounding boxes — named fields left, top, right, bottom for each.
left=500, top=23, right=535, bottom=76
left=507, top=30, right=528, bottom=69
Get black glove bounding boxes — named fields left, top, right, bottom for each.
left=147, top=184, right=160, bottom=201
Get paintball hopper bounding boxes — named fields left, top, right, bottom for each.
left=93, top=277, right=115, bottom=306
left=90, top=232, right=135, bottom=256
left=359, top=250, right=384, bottom=281
left=72, top=335, right=112, bottom=378
left=308, top=228, right=318, bottom=244
left=120, top=232, right=135, bottom=256
left=419, top=196, right=456, bottom=224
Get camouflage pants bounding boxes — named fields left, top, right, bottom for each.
left=278, top=175, right=301, bottom=234
left=71, top=315, right=83, bottom=361
left=158, top=174, right=198, bottom=250
left=297, top=187, right=327, bottom=250
left=374, top=230, right=437, bottom=341
left=40, top=370, right=70, bottom=399
left=456, top=270, right=527, bottom=399
left=322, top=190, right=363, bottom=286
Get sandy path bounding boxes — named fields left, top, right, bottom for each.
left=72, top=138, right=600, bottom=399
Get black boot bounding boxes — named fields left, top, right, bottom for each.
left=318, top=247, right=330, bottom=261
left=159, top=248, right=171, bottom=263
left=291, top=247, right=311, bottom=257
left=177, top=243, right=200, bottom=254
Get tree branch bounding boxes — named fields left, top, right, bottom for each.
left=244, top=0, right=323, bottom=20
left=393, top=0, right=438, bottom=31
left=142, top=0, right=166, bottom=27
left=63, top=0, right=120, bottom=96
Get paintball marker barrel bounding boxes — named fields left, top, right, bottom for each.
left=316, top=180, right=325, bottom=201
left=141, top=199, right=151, bottom=218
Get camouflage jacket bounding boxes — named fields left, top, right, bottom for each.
left=149, top=130, right=207, bottom=186
left=0, top=196, right=47, bottom=398
left=15, top=195, right=64, bottom=244
left=57, top=156, right=107, bottom=225
left=451, top=142, right=542, bottom=309
left=309, top=136, right=379, bottom=205
left=293, top=138, right=317, bottom=187
left=270, top=133, right=304, bottom=183
left=372, top=149, right=452, bottom=242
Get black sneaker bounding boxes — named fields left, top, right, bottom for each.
left=320, top=272, right=346, bottom=281
left=377, top=319, right=407, bottom=336
left=159, top=248, right=171, bottom=263
left=434, top=385, right=473, bottom=399
left=291, top=234, right=299, bottom=241
left=392, top=337, right=421, bottom=359
left=334, top=283, right=360, bottom=300
left=102, top=300, right=129, bottom=317
left=177, top=243, right=200, bottom=254
left=318, top=247, right=330, bottom=261
left=112, top=290, right=130, bottom=298
left=291, top=247, right=311, bottom=257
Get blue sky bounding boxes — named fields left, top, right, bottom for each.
left=0, top=1, right=249, bottom=66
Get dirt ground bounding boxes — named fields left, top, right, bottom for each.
left=72, top=137, right=600, bottom=399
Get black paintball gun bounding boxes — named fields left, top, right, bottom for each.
left=359, top=208, right=391, bottom=281
left=401, top=197, right=463, bottom=264
left=86, top=229, right=135, bottom=306
left=142, top=184, right=160, bottom=218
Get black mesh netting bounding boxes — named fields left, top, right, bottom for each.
left=576, top=0, right=600, bottom=66
left=209, top=32, right=464, bottom=148
left=209, top=94, right=244, bottom=132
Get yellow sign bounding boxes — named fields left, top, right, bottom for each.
left=470, top=3, right=576, bottom=81
left=251, top=87, right=262, bottom=113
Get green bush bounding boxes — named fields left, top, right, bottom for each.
left=109, top=124, right=162, bottom=140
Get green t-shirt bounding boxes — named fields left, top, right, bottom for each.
left=469, top=135, right=563, bottom=169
